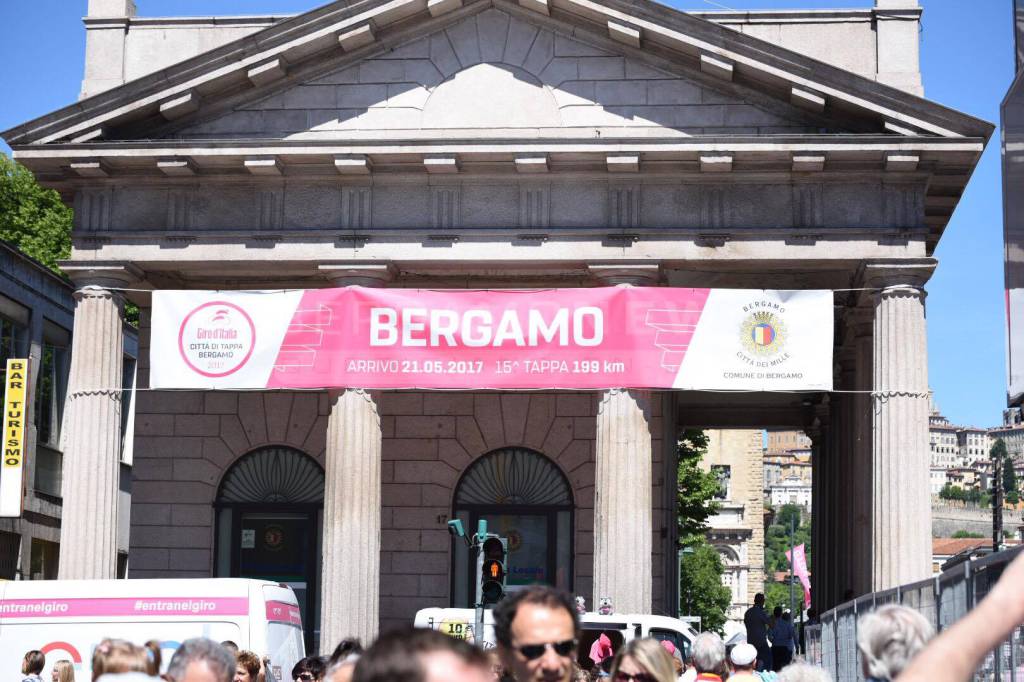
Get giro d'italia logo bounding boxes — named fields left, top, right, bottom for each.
left=178, top=301, right=256, bottom=378
left=740, top=309, right=787, bottom=357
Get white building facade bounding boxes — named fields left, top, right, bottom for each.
left=2, top=0, right=990, bottom=645
left=769, top=476, right=813, bottom=510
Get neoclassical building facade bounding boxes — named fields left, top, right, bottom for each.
left=3, top=0, right=990, bottom=651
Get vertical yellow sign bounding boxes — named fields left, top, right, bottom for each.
left=1, top=359, right=28, bottom=517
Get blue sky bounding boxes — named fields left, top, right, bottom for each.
left=0, top=1, right=1013, bottom=428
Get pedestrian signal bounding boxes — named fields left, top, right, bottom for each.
left=479, top=536, right=508, bottom=605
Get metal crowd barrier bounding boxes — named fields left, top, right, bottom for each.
left=804, top=546, right=1024, bottom=681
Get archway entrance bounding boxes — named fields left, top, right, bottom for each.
left=451, top=447, right=574, bottom=606
left=214, top=446, right=324, bottom=650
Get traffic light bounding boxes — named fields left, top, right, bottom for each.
left=479, top=536, right=508, bottom=606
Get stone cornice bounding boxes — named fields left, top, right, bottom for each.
left=12, top=137, right=984, bottom=179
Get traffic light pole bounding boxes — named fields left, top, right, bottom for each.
left=448, top=518, right=508, bottom=646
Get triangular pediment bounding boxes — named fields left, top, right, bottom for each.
left=1, top=0, right=992, bottom=147
left=170, top=8, right=839, bottom=141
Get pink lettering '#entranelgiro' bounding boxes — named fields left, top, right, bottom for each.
left=0, top=597, right=249, bottom=618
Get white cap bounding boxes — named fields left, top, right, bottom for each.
left=730, top=643, right=757, bottom=667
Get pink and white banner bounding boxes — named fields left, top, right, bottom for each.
left=150, top=287, right=832, bottom=391
left=786, top=544, right=812, bottom=609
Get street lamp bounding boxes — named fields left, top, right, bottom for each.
left=678, top=546, right=695, bottom=617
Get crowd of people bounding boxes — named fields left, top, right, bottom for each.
left=15, top=550, right=1024, bottom=682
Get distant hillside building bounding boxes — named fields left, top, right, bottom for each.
left=701, top=429, right=765, bottom=638
left=769, top=476, right=812, bottom=510
left=929, top=408, right=961, bottom=469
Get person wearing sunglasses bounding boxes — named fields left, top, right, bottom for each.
left=606, top=639, right=677, bottom=682
left=292, top=657, right=326, bottom=682
left=494, top=585, right=581, bottom=682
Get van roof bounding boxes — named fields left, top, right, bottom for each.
left=0, top=578, right=277, bottom=599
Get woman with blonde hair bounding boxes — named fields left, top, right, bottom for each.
left=51, top=660, right=75, bottom=682
left=608, top=638, right=677, bottom=682
left=90, top=639, right=161, bottom=681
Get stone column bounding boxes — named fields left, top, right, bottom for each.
left=58, top=268, right=136, bottom=579
left=321, top=388, right=382, bottom=650
left=588, top=264, right=660, bottom=615
left=865, top=260, right=935, bottom=590
left=594, top=388, right=653, bottom=614
left=318, top=263, right=391, bottom=652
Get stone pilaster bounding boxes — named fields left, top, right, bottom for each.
left=834, top=356, right=857, bottom=601
left=594, top=389, right=653, bottom=614
left=849, top=308, right=874, bottom=596
left=806, top=401, right=830, bottom=610
left=58, top=284, right=126, bottom=579
left=865, top=260, right=935, bottom=590
left=321, top=388, right=382, bottom=651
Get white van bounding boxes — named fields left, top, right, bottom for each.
left=0, top=578, right=304, bottom=682
left=414, top=608, right=698, bottom=664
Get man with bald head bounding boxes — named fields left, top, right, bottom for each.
left=166, top=639, right=236, bottom=682
left=353, top=627, right=491, bottom=682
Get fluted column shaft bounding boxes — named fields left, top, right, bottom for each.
left=871, top=285, right=931, bottom=589
left=594, top=389, right=652, bottom=614
left=58, top=286, right=124, bottom=579
left=321, top=388, right=382, bottom=652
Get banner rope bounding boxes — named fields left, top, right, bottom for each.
left=70, top=386, right=929, bottom=396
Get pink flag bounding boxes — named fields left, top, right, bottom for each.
left=785, top=544, right=812, bottom=609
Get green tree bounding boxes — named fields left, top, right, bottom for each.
left=1003, top=455, right=1019, bottom=505
left=0, top=154, right=71, bottom=272
left=763, top=504, right=811, bottom=575
left=676, top=429, right=731, bottom=633
left=679, top=538, right=733, bottom=635
left=0, top=154, right=139, bottom=325
left=952, top=530, right=986, bottom=539
left=764, top=579, right=795, bottom=613
left=676, top=429, right=721, bottom=547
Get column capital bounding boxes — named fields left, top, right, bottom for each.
left=856, top=258, right=936, bottom=299
left=63, top=262, right=143, bottom=292
left=327, top=387, right=380, bottom=411
left=587, top=263, right=662, bottom=286
left=319, top=263, right=396, bottom=287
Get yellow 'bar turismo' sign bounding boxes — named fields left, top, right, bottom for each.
left=1, top=359, right=28, bottom=518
